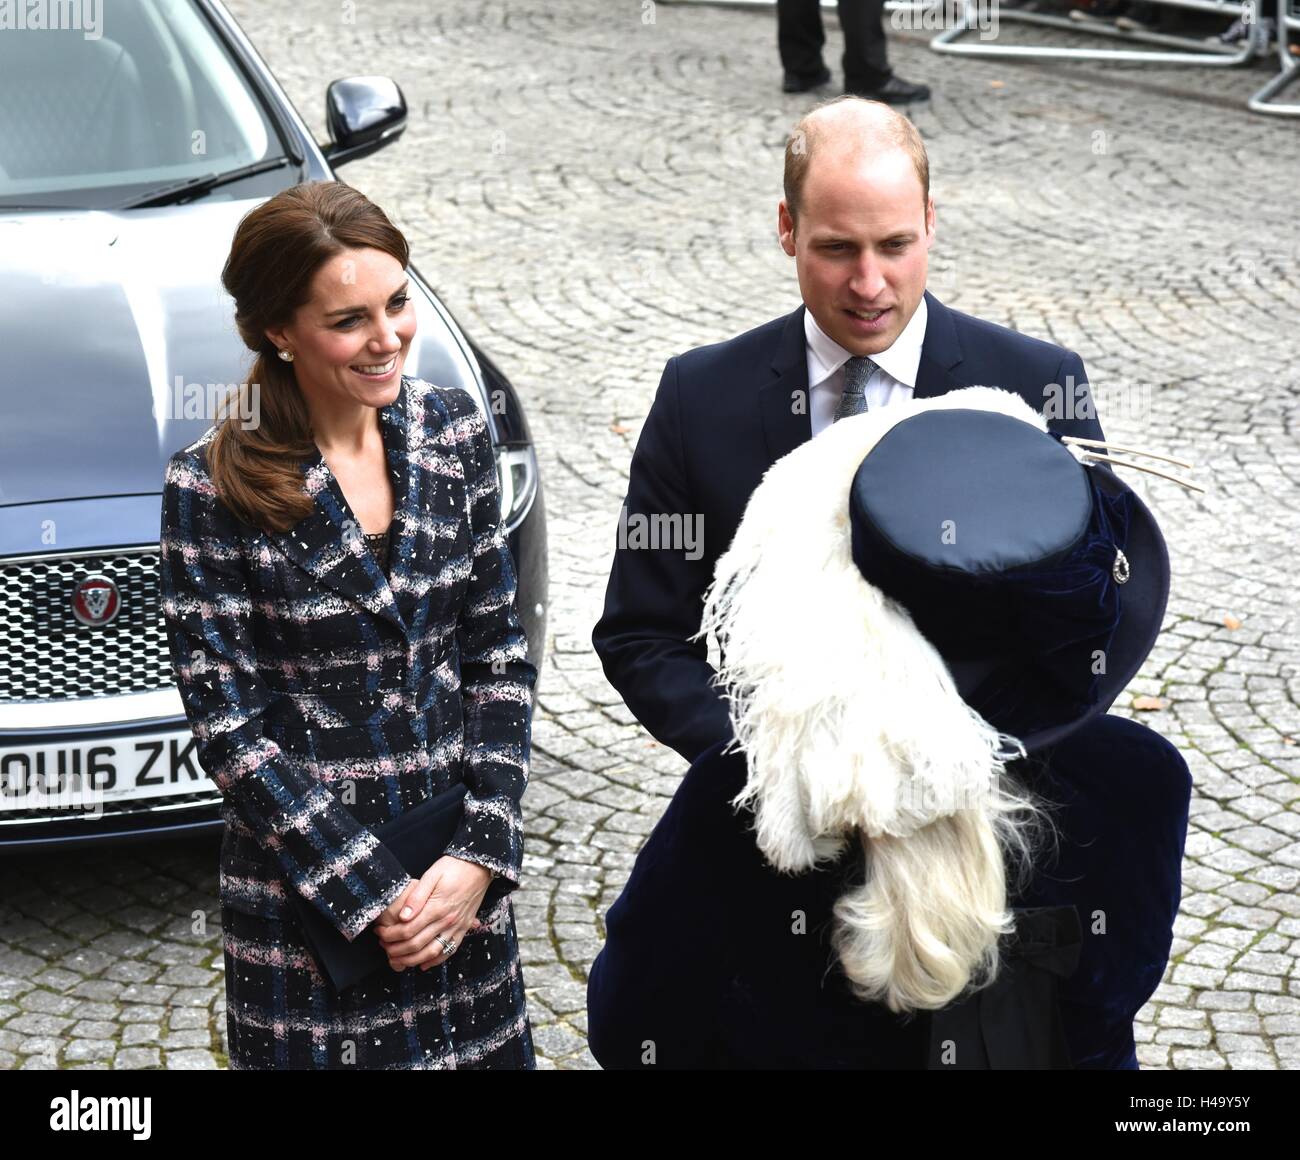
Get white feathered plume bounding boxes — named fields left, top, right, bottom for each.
left=696, top=387, right=1055, bottom=1012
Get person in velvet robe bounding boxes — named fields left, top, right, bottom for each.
left=587, top=389, right=1192, bottom=1070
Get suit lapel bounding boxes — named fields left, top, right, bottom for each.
left=269, top=378, right=415, bottom=637
left=913, top=291, right=967, bottom=400
left=759, top=305, right=813, bottom=462
left=383, top=380, right=443, bottom=632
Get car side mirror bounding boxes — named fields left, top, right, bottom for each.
left=323, top=76, right=407, bottom=167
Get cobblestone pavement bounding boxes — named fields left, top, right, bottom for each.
left=2, top=0, right=1297, bottom=1071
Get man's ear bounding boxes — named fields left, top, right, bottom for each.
left=778, top=200, right=797, bottom=258
left=924, top=197, right=936, bottom=247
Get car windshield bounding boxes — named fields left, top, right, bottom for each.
left=0, top=0, right=287, bottom=209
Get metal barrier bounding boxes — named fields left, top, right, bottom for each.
left=1248, top=0, right=1300, bottom=114
left=929, top=0, right=1257, bottom=65
left=670, top=0, right=1299, bottom=119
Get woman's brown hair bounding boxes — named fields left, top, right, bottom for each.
left=210, top=181, right=410, bottom=533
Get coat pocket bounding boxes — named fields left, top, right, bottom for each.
left=263, top=686, right=411, bottom=732
left=218, top=826, right=292, bottom=920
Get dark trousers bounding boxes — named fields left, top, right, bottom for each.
left=777, top=0, right=891, bottom=91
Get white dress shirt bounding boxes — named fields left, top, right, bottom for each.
left=805, top=296, right=929, bottom=437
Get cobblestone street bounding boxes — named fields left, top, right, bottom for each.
left=1, top=0, right=1297, bottom=1070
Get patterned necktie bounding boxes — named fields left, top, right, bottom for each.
left=833, top=356, right=878, bottom=421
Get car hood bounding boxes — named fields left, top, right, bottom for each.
left=0, top=199, right=478, bottom=509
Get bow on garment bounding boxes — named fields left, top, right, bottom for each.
left=928, top=905, right=1083, bottom=1069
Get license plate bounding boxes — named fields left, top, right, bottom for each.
left=0, top=729, right=216, bottom=814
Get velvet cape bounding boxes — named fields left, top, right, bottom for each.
left=587, top=712, right=1191, bottom=1070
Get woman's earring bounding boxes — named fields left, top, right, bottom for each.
left=278, top=349, right=295, bottom=362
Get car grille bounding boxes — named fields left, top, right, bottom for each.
left=1, top=548, right=173, bottom=702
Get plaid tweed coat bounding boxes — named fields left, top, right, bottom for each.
left=159, top=376, right=537, bottom=1070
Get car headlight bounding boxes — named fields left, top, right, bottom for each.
left=494, top=445, right=538, bottom=534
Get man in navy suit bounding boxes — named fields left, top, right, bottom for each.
left=593, top=98, right=1106, bottom=765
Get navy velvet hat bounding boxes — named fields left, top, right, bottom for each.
left=849, top=408, right=1170, bottom=753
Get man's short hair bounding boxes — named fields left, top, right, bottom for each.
left=783, top=97, right=931, bottom=225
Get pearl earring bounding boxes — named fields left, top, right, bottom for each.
left=277, top=349, right=295, bottom=362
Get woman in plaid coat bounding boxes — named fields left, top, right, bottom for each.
left=159, top=183, right=537, bottom=1069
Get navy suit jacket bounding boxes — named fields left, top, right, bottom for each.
left=593, top=293, right=1107, bottom=764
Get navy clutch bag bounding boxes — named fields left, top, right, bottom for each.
left=288, top=782, right=469, bottom=992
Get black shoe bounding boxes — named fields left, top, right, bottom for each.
left=847, top=75, right=931, bottom=105
left=783, top=66, right=832, bottom=93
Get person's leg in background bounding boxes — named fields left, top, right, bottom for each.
left=777, top=0, right=834, bottom=92
left=837, top=0, right=891, bottom=91
left=837, top=0, right=931, bottom=104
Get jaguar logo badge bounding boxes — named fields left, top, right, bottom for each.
left=72, top=574, right=122, bottom=626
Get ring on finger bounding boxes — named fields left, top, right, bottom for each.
left=436, top=933, right=457, bottom=957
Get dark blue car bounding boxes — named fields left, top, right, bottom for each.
left=0, top=0, right=547, bottom=848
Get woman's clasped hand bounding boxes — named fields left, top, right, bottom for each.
left=373, top=856, right=494, bottom=972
